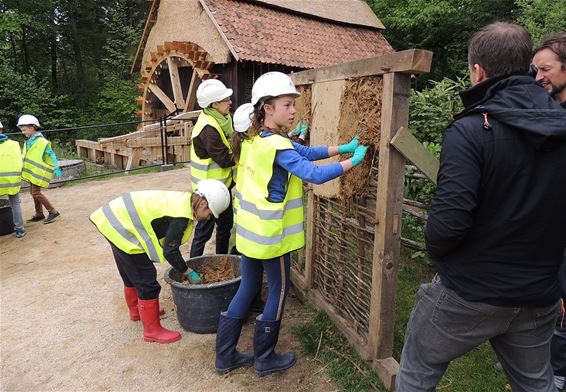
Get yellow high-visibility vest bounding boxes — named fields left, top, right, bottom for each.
left=235, top=133, right=304, bottom=259
left=190, top=112, right=233, bottom=190
left=22, top=137, right=54, bottom=188
left=90, top=191, right=194, bottom=262
left=0, top=139, right=23, bottom=196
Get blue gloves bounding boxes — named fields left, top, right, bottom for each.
left=185, top=269, right=201, bottom=284
left=338, top=135, right=359, bottom=154
left=54, top=167, right=63, bottom=177
left=289, top=121, right=308, bottom=138
left=350, top=145, right=368, bottom=167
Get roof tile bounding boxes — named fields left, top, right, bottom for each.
left=202, top=0, right=393, bottom=68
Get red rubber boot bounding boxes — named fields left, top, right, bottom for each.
left=138, top=298, right=181, bottom=343
left=124, top=286, right=164, bottom=321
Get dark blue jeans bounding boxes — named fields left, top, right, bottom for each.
left=397, top=274, right=559, bottom=392
left=189, top=196, right=233, bottom=257
left=226, top=253, right=291, bottom=321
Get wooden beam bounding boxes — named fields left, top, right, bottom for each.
left=290, top=269, right=307, bottom=292
left=290, top=49, right=433, bottom=86
left=184, top=71, right=201, bottom=112
left=368, top=73, right=411, bottom=361
left=148, top=83, right=176, bottom=113
left=308, top=289, right=371, bottom=361
left=372, top=357, right=399, bottom=391
left=167, top=56, right=185, bottom=109
left=391, top=126, right=439, bottom=184
left=303, top=189, right=315, bottom=290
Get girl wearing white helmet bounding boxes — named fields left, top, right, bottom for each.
left=17, top=114, right=62, bottom=224
left=190, top=79, right=235, bottom=259
left=89, top=179, right=230, bottom=344
left=215, top=72, right=368, bottom=376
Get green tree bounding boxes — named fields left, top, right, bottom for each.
left=515, top=0, right=566, bottom=44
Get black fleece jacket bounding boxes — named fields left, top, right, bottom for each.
left=426, top=75, right=566, bottom=307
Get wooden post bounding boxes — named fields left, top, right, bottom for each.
left=303, top=189, right=315, bottom=291
left=167, top=56, right=185, bottom=109
left=184, top=70, right=200, bottom=112
left=368, top=72, right=411, bottom=365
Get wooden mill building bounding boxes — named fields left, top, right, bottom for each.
left=132, top=0, right=393, bottom=120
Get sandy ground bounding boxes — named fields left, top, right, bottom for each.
left=0, top=168, right=337, bottom=392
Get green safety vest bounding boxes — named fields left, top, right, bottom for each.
left=0, top=139, right=23, bottom=196
left=235, top=133, right=304, bottom=259
left=190, top=112, right=233, bottom=190
left=90, top=191, right=194, bottom=262
left=22, top=137, right=54, bottom=188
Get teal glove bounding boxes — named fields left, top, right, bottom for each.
left=289, top=121, right=308, bottom=138
left=185, top=270, right=201, bottom=284
left=54, top=167, right=63, bottom=177
left=350, top=145, right=368, bottom=167
left=338, top=135, right=359, bottom=154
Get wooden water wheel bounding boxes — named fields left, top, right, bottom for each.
left=136, top=41, right=218, bottom=121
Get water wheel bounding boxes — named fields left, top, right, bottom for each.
left=136, top=41, right=218, bottom=121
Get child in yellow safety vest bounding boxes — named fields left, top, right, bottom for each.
left=0, top=121, right=25, bottom=238
left=17, top=115, right=61, bottom=224
left=215, top=72, right=368, bottom=377
left=89, top=179, right=230, bottom=344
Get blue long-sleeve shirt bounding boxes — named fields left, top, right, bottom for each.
left=261, top=131, right=344, bottom=202
left=26, top=133, right=59, bottom=168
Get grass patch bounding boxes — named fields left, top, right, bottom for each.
left=293, top=251, right=509, bottom=391
left=291, top=312, right=387, bottom=392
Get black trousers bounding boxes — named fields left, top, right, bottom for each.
left=189, top=195, right=233, bottom=257
left=110, top=242, right=161, bottom=300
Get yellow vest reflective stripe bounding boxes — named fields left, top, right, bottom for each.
left=0, top=139, right=23, bottom=195
left=190, top=112, right=233, bottom=190
left=89, top=191, right=194, bottom=262
left=22, top=137, right=54, bottom=188
left=235, top=133, right=304, bottom=259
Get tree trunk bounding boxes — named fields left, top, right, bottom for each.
left=68, top=11, right=85, bottom=89
left=21, top=26, right=30, bottom=73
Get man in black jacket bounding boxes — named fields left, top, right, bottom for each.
left=397, top=22, right=566, bottom=392
left=533, top=32, right=566, bottom=392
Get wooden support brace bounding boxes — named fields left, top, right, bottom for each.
left=390, top=126, right=439, bottom=184
left=167, top=56, right=185, bottom=109
left=368, top=73, right=411, bottom=362
left=148, top=83, right=176, bottom=113
left=372, top=357, right=399, bottom=391
left=184, top=71, right=201, bottom=112
left=290, top=49, right=433, bottom=86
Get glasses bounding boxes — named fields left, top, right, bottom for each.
left=219, top=97, right=231, bottom=103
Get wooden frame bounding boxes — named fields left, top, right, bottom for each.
left=289, top=49, right=432, bottom=391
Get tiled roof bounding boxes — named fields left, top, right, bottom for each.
left=201, top=0, right=394, bottom=69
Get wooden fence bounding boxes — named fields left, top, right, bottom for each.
left=288, top=49, right=433, bottom=390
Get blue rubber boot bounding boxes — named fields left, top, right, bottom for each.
left=253, top=315, right=296, bottom=377
left=215, top=312, right=254, bottom=374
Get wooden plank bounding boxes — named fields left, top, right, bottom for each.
left=167, top=56, right=186, bottom=109
left=391, top=126, right=439, bottom=184
left=148, top=83, right=176, bottom=113
left=308, top=289, right=371, bottom=361
left=125, top=148, right=143, bottom=171
left=184, top=71, right=201, bottom=112
left=289, top=49, right=432, bottom=86
left=303, top=190, right=315, bottom=290
left=126, top=136, right=189, bottom=148
left=290, top=269, right=307, bottom=292
left=372, top=357, right=399, bottom=391
left=368, top=73, right=411, bottom=361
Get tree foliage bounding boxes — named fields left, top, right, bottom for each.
left=0, top=0, right=148, bottom=130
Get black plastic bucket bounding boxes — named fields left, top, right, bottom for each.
left=0, top=203, right=14, bottom=236
left=164, top=254, right=241, bottom=334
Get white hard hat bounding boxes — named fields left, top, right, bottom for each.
left=233, top=103, right=254, bottom=133
left=17, top=114, right=41, bottom=128
left=0, top=121, right=3, bottom=128
left=196, top=79, right=233, bottom=109
left=195, top=179, right=230, bottom=218
left=251, top=72, right=300, bottom=106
